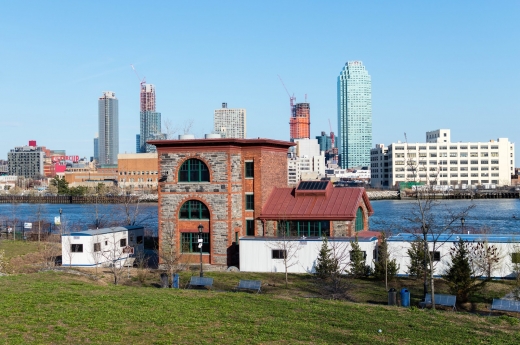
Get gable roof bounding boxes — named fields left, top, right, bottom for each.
left=260, top=183, right=374, bottom=221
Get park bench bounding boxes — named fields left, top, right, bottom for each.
left=420, top=293, right=456, bottom=311
left=233, top=280, right=262, bottom=294
left=186, top=276, right=214, bottom=290
left=490, top=299, right=520, bottom=316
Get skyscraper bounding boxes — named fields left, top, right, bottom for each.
left=337, top=61, right=372, bottom=168
left=138, top=84, right=162, bottom=153
left=214, top=103, right=246, bottom=138
left=98, top=91, right=119, bottom=165
left=93, top=134, right=99, bottom=162
left=289, top=102, right=310, bottom=140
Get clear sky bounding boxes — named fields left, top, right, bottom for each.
left=1, top=1, right=519, bottom=162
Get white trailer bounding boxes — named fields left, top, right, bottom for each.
left=239, top=236, right=378, bottom=273
left=387, top=233, right=520, bottom=279
left=61, top=226, right=144, bottom=267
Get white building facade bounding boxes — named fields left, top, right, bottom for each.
left=387, top=233, right=520, bottom=279
left=287, top=139, right=325, bottom=185
left=61, top=226, right=144, bottom=267
left=371, top=130, right=515, bottom=188
left=213, top=103, right=246, bottom=139
left=239, top=237, right=378, bottom=274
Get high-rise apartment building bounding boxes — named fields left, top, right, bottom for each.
left=337, top=61, right=372, bottom=168
left=214, top=103, right=246, bottom=138
left=98, top=91, right=119, bottom=165
left=138, top=84, right=162, bottom=153
left=289, top=102, right=310, bottom=140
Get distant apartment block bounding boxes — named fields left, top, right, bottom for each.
left=214, top=103, right=246, bottom=138
left=370, top=129, right=515, bottom=188
left=98, top=91, right=119, bottom=165
left=8, top=141, right=45, bottom=178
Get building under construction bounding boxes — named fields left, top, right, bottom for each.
left=138, top=83, right=162, bottom=153
left=289, top=102, right=310, bottom=140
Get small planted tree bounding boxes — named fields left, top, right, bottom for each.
left=373, top=232, right=399, bottom=290
left=406, top=240, right=427, bottom=279
left=315, top=237, right=338, bottom=279
left=443, top=239, right=484, bottom=302
left=348, top=236, right=370, bottom=278
left=314, top=237, right=352, bottom=300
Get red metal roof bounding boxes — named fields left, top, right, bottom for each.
left=260, top=184, right=374, bottom=221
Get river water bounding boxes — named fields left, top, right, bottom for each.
left=0, top=199, right=519, bottom=235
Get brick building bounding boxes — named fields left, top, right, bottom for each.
left=259, top=181, right=374, bottom=237
left=118, top=153, right=159, bottom=192
left=151, top=138, right=294, bottom=268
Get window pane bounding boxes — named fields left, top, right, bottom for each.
left=245, top=162, right=254, bottom=178
left=246, top=219, right=255, bottom=236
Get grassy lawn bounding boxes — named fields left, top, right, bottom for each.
left=1, top=271, right=520, bottom=345
left=1, top=241, right=520, bottom=344
left=0, top=240, right=41, bottom=260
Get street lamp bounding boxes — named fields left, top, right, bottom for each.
left=59, top=208, right=63, bottom=235
left=198, top=224, right=204, bottom=277
left=461, top=217, right=465, bottom=234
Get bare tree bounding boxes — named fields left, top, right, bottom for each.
left=163, top=118, right=179, bottom=139
left=163, top=118, right=195, bottom=139
left=34, top=204, right=46, bottom=243
left=157, top=219, right=185, bottom=285
left=100, top=228, right=129, bottom=285
left=266, top=220, right=301, bottom=288
left=402, top=135, right=474, bottom=309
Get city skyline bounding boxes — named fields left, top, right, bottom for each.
left=0, top=1, right=519, bottom=163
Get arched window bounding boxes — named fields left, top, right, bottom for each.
left=179, top=200, right=210, bottom=219
left=355, top=207, right=364, bottom=232
left=179, top=159, right=209, bottom=182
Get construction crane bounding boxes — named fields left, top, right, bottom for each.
left=328, top=118, right=335, bottom=148
left=277, top=75, right=296, bottom=116
left=130, top=64, right=146, bottom=87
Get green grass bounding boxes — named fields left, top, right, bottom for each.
left=0, top=240, right=41, bottom=259
left=0, top=272, right=519, bottom=345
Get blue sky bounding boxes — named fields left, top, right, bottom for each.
left=1, top=1, right=519, bottom=162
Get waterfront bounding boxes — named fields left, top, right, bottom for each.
left=0, top=199, right=520, bottom=235
left=370, top=199, right=520, bottom=234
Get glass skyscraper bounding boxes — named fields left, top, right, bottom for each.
left=138, top=84, right=162, bottom=153
left=337, top=61, right=372, bottom=168
left=98, top=91, right=119, bottom=165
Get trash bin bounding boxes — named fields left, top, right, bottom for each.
left=160, top=273, right=169, bottom=288
left=173, top=273, right=179, bottom=289
left=388, top=288, right=397, bottom=306
left=400, top=288, right=410, bottom=307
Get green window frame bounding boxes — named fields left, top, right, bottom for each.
left=245, top=161, right=254, bottom=178
left=277, top=220, right=330, bottom=237
left=179, top=159, right=210, bottom=182
left=179, top=200, right=210, bottom=219
left=245, top=194, right=254, bottom=210
left=512, top=252, right=520, bottom=264
left=355, top=207, right=364, bottom=232
left=246, top=219, right=255, bottom=236
left=181, top=232, right=210, bottom=253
